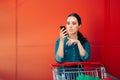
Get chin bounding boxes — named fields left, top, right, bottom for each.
left=69, top=32, right=75, bottom=35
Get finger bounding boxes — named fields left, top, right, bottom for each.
left=66, top=40, right=72, bottom=46
left=67, top=37, right=70, bottom=39
left=66, top=40, right=69, bottom=45
left=67, top=42, right=70, bottom=46
left=62, top=30, right=67, bottom=33
left=69, top=41, right=72, bottom=46
left=60, top=28, right=64, bottom=32
left=66, top=40, right=70, bottom=46
left=73, top=42, right=77, bottom=45
left=63, top=32, right=68, bottom=36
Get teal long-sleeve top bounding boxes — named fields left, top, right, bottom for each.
left=55, top=38, right=90, bottom=63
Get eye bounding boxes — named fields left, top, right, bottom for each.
left=72, top=22, right=76, bottom=25
left=66, top=22, right=70, bottom=25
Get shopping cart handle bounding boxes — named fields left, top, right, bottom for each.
left=51, top=62, right=104, bottom=67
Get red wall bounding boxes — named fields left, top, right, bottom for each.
left=110, top=0, right=120, bottom=78
left=101, top=0, right=120, bottom=78
left=0, top=0, right=16, bottom=80
left=0, top=0, right=120, bottom=80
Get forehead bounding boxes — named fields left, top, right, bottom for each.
left=67, top=16, right=77, bottom=22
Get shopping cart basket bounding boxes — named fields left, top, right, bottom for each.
left=51, top=62, right=111, bottom=80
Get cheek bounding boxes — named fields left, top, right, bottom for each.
left=66, top=26, right=71, bottom=32
left=73, top=26, right=79, bottom=30
left=66, top=26, right=69, bottom=31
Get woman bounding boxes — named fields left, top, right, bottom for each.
left=55, top=13, right=90, bottom=79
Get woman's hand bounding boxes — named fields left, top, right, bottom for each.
left=60, top=28, right=68, bottom=41
left=66, top=38, right=79, bottom=46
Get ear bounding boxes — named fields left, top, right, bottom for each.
left=78, top=24, right=81, bottom=28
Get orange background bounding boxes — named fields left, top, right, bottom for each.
left=0, top=0, right=120, bottom=80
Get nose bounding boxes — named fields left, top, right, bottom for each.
left=69, top=24, right=72, bottom=28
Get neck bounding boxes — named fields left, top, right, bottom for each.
left=69, top=33, right=78, bottom=39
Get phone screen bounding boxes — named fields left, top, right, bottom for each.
left=60, top=26, right=66, bottom=31
left=60, top=26, right=68, bottom=36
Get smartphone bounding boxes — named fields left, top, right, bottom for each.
left=60, top=26, right=68, bottom=36
left=60, top=26, right=66, bottom=31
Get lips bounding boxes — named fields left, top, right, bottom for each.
left=69, top=29, right=73, bottom=32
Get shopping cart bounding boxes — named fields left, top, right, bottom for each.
left=51, top=62, right=111, bottom=80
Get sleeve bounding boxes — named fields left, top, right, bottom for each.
left=80, top=41, right=90, bottom=61
left=55, top=38, right=64, bottom=63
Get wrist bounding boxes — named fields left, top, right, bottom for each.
left=76, top=40, right=80, bottom=45
left=60, top=38, right=64, bottom=43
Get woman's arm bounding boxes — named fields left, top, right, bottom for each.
left=55, top=39, right=65, bottom=63
left=55, top=28, right=67, bottom=63
left=66, top=38, right=90, bottom=61
left=57, top=39, right=64, bottom=58
left=77, top=41, right=90, bottom=61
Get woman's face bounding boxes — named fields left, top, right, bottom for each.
left=66, top=16, right=80, bottom=35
